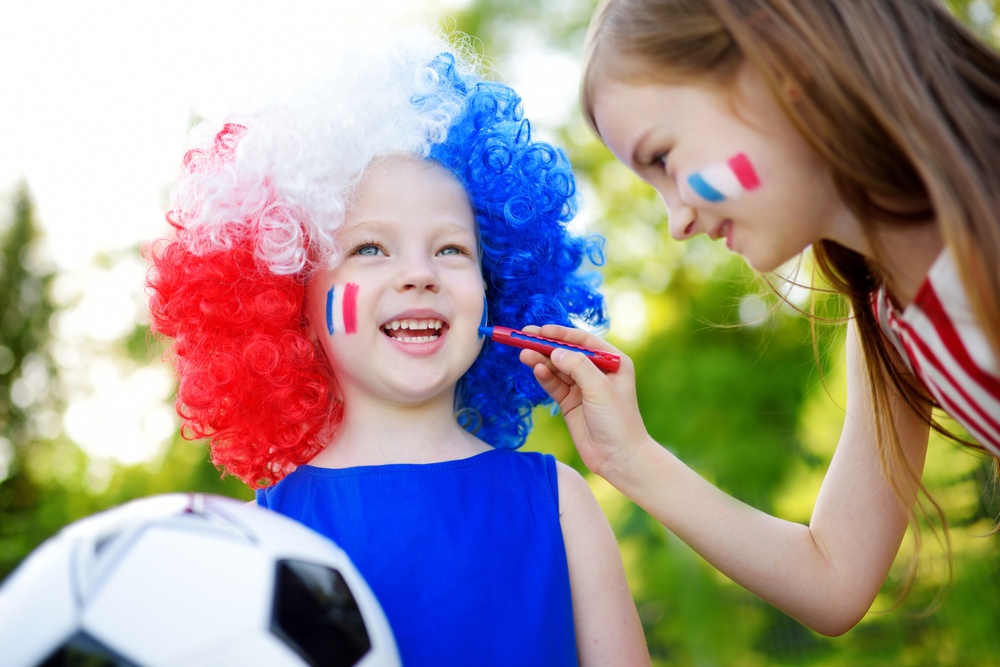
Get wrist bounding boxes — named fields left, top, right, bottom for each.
left=599, top=433, right=660, bottom=489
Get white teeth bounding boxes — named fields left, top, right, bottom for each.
left=393, top=335, right=436, bottom=343
left=383, top=318, right=444, bottom=332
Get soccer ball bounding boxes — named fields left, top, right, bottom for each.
left=0, top=493, right=400, bottom=667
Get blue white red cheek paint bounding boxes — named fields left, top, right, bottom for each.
left=687, top=153, right=761, bottom=203
left=325, top=283, right=359, bottom=335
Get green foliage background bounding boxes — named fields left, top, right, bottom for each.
left=2, top=1, right=1000, bottom=665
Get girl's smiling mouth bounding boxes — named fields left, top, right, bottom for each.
left=710, top=219, right=734, bottom=249
left=381, top=318, right=446, bottom=343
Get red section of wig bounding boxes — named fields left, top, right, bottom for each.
left=146, top=231, right=339, bottom=489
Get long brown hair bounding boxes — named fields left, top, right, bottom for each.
left=581, top=0, right=1000, bottom=554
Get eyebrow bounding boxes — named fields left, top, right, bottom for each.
left=345, top=219, right=477, bottom=239
left=342, top=219, right=391, bottom=235
left=628, top=129, right=654, bottom=172
left=434, top=221, right=478, bottom=238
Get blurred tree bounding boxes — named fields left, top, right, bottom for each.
left=0, top=192, right=248, bottom=582
left=0, top=184, right=77, bottom=581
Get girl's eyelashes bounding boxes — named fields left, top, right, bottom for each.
left=639, top=150, right=671, bottom=176
left=350, top=240, right=385, bottom=256
left=347, top=239, right=476, bottom=258
left=437, top=243, right=475, bottom=257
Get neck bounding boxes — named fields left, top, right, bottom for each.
left=309, top=391, right=490, bottom=468
left=868, top=219, right=943, bottom=308
left=825, top=194, right=943, bottom=308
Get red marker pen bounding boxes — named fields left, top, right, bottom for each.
left=479, top=326, right=620, bottom=373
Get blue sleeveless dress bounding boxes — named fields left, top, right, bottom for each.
left=255, top=449, right=578, bottom=666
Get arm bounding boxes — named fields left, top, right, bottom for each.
left=556, top=461, right=650, bottom=666
left=527, top=322, right=930, bottom=636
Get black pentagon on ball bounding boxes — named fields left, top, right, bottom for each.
left=40, top=630, right=139, bottom=667
left=271, top=559, right=372, bottom=667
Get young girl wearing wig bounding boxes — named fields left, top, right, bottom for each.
left=146, top=29, right=648, bottom=666
left=522, top=0, right=1000, bottom=637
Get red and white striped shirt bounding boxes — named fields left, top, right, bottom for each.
left=873, top=251, right=1000, bottom=458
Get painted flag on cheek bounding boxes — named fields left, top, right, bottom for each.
left=325, top=283, right=359, bottom=335
left=687, top=153, right=760, bottom=203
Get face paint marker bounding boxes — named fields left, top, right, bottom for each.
left=687, top=152, right=761, bottom=203
left=480, top=326, right=620, bottom=373
left=324, top=282, right=360, bottom=335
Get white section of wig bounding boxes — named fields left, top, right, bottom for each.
left=167, top=27, right=477, bottom=275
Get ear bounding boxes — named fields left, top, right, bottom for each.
left=305, top=319, right=319, bottom=344
left=783, top=78, right=803, bottom=103
left=300, top=279, right=321, bottom=344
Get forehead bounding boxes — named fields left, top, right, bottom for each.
left=343, top=156, right=475, bottom=235
left=590, top=80, right=673, bottom=166
left=591, top=76, right=741, bottom=166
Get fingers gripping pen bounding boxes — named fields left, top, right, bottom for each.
left=479, top=326, right=620, bottom=373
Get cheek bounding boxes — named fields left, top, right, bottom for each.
left=323, top=282, right=360, bottom=336
left=686, top=152, right=762, bottom=204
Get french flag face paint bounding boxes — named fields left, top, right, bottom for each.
left=325, top=283, right=359, bottom=335
left=687, top=153, right=761, bottom=203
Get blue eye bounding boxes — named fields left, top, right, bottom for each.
left=354, top=243, right=383, bottom=256
left=438, top=244, right=474, bottom=257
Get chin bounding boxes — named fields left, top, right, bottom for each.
left=389, top=371, right=466, bottom=403
left=741, top=251, right=786, bottom=274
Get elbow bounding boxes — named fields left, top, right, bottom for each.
left=809, top=613, right=864, bottom=638
left=776, top=577, right=875, bottom=636
left=796, top=596, right=872, bottom=637
left=787, top=551, right=882, bottom=636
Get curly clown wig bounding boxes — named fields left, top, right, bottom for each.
left=146, top=29, right=607, bottom=488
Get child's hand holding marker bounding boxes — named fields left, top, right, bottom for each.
left=517, top=324, right=653, bottom=479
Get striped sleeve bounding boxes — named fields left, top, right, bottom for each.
left=872, top=252, right=1000, bottom=457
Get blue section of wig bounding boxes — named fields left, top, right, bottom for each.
left=415, top=53, right=608, bottom=450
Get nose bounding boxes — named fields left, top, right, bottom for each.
left=396, top=253, right=440, bottom=293
left=659, top=187, right=698, bottom=241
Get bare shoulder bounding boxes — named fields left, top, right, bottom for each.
left=553, top=460, right=613, bottom=550
left=554, top=462, right=651, bottom=665
left=554, top=460, right=600, bottom=515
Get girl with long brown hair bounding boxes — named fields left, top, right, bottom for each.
left=522, top=0, right=1000, bottom=636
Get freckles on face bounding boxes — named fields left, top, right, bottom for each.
left=324, top=282, right=360, bottom=335
left=686, top=153, right=761, bottom=204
